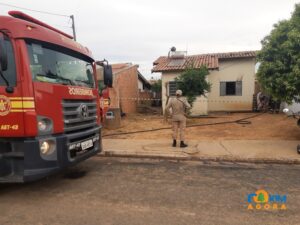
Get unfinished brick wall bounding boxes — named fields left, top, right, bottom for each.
left=113, top=65, right=139, bottom=114
left=108, top=87, right=119, bottom=109
left=138, top=91, right=153, bottom=106
left=97, top=63, right=142, bottom=114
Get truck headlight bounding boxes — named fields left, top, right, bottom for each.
left=38, top=120, right=47, bottom=131
left=40, top=141, right=50, bottom=154
left=37, top=116, right=53, bottom=135
left=39, top=139, right=56, bottom=156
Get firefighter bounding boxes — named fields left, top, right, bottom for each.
left=165, top=89, right=191, bottom=148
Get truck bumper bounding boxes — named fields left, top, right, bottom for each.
left=0, top=127, right=101, bottom=183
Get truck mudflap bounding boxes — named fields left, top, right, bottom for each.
left=0, top=127, right=101, bottom=183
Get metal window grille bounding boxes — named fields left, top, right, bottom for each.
left=220, top=81, right=242, bottom=96
left=168, top=81, right=177, bottom=96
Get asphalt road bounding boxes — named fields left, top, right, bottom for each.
left=0, top=157, right=300, bottom=225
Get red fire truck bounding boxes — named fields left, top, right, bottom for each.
left=0, top=11, right=112, bottom=183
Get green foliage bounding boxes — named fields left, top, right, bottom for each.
left=151, top=79, right=162, bottom=93
left=257, top=4, right=300, bottom=104
left=175, top=66, right=211, bottom=106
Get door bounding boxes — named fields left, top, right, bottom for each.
left=0, top=34, right=26, bottom=137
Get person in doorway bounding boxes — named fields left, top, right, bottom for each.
left=165, top=89, right=191, bottom=148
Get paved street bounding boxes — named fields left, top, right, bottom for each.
left=1, top=157, right=300, bottom=225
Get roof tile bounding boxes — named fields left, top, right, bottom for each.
left=152, top=50, right=257, bottom=73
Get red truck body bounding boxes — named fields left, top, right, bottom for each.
left=99, top=88, right=110, bottom=120
left=0, top=11, right=105, bottom=182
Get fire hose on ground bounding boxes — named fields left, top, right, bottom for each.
left=102, top=113, right=265, bottom=138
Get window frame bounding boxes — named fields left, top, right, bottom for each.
left=220, top=81, right=242, bottom=96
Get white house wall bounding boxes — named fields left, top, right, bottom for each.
left=138, top=79, right=144, bottom=91
left=208, top=58, right=256, bottom=112
left=161, top=72, right=177, bottom=113
left=161, top=58, right=256, bottom=115
left=190, top=96, right=209, bottom=115
left=161, top=72, right=209, bottom=115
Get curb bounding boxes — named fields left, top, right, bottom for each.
left=97, top=151, right=300, bottom=165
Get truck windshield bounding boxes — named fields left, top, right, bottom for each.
left=26, top=41, right=95, bottom=88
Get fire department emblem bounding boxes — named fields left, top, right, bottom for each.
left=0, top=95, right=11, bottom=116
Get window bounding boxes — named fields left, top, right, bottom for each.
left=26, top=41, right=95, bottom=88
left=168, top=81, right=177, bottom=96
left=220, top=81, right=242, bottom=96
left=0, top=36, right=16, bottom=86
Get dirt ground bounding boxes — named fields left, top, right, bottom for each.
left=103, top=112, right=300, bottom=140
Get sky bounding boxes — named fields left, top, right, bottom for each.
left=0, top=0, right=299, bottom=79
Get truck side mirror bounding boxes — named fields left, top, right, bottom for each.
left=103, top=64, right=113, bottom=88
left=0, top=33, right=8, bottom=72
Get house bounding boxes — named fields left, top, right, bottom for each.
left=97, top=63, right=151, bottom=114
left=152, top=50, right=257, bottom=115
left=138, top=70, right=151, bottom=92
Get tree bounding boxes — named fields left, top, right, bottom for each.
left=257, top=4, right=300, bottom=104
left=175, top=66, right=211, bottom=106
left=151, top=79, right=162, bottom=93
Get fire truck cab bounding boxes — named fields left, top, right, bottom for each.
left=0, top=11, right=112, bottom=183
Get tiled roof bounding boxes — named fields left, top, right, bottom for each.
left=152, top=55, right=218, bottom=72
left=152, top=50, right=257, bottom=73
left=210, top=51, right=257, bottom=59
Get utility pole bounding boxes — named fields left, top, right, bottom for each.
left=70, top=15, right=76, bottom=41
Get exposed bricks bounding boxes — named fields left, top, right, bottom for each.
left=110, top=64, right=139, bottom=113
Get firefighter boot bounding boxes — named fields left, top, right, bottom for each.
left=172, top=140, right=177, bottom=147
left=180, top=141, right=188, bottom=148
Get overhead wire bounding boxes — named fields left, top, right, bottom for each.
left=0, top=2, right=70, bottom=17
left=0, top=2, right=73, bottom=35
